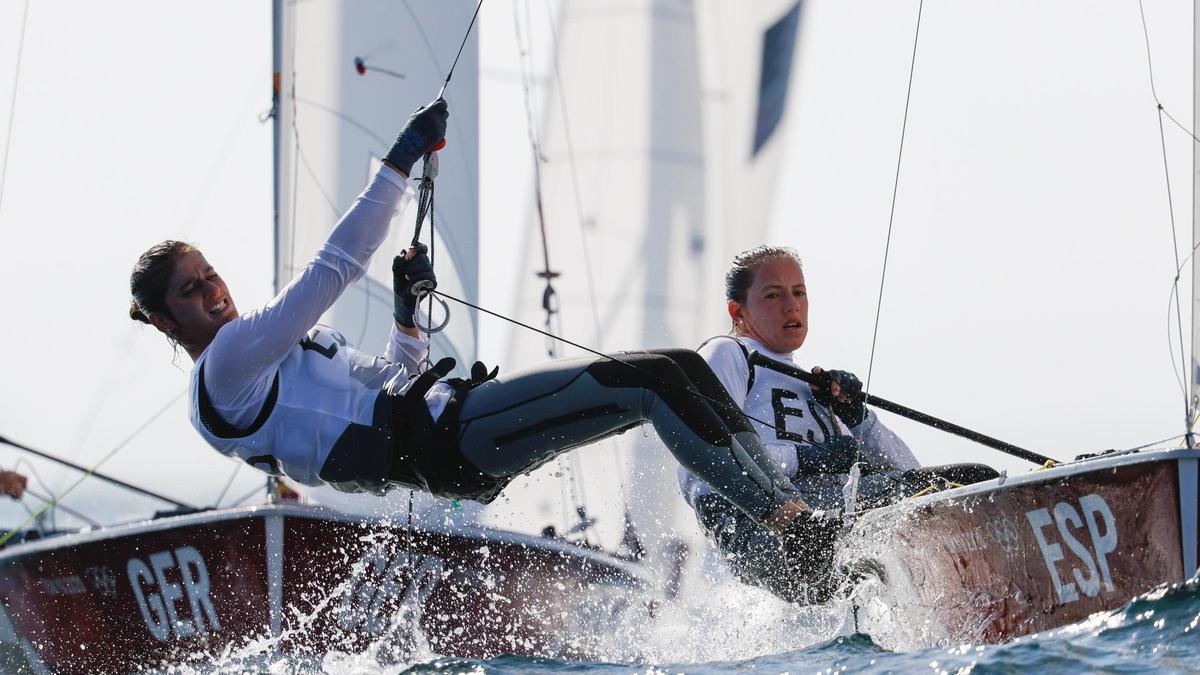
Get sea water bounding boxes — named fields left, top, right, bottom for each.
left=156, top=570, right=1200, bottom=674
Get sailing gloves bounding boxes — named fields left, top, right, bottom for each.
left=393, top=244, right=436, bottom=328
left=796, top=435, right=861, bottom=475
left=384, top=98, right=449, bottom=177
left=780, top=508, right=845, bottom=584
left=812, top=369, right=866, bottom=428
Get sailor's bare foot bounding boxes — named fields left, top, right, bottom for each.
left=764, top=499, right=809, bottom=533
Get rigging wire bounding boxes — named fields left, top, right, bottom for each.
left=0, top=390, right=188, bottom=546
left=0, top=0, right=30, bottom=225
left=1137, top=0, right=1194, bottom=439
left=1165, top=240, right=1200, bottom=400
left=211, top=461, right=243, bottom=508
left=1122, top=432, right=1187, bottom=453
left=1136, top=1, right=1200, bottom=146
left=11, top=458, right=56, bottom=532
left=540, top=0, right=630, bottom=521
left=228, top=482, right=268, bottom=508
left=514, top=0, right=562, bottom=359
left=512, top=0, right=590, bottom=532
left=438, top=0, right=486, bottom=98
left=430, top=288, right=1050, bottom=468
left=21, top=488, right=100, bottom=528
left=865, top=0, right=925, bottom=394
left=431, top=288, right=802, bottom=436
left=541, top=0, right=604, bottom=347
left=408, top=0, right=485, bottom=343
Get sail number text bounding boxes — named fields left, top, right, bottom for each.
left=1026, top=493, right=1118, bottom=604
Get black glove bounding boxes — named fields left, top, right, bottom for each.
left=392, top=244, right=436, bottom=328
left=812, top=369, right=866, bottom=427
left=383, top=98, right=449, bottom=176
left=795, top=434, right=861, bottom=475
left=779, top=508, right=845, bottom=584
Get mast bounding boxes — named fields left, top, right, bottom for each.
left=267, top=0, right=480, bottom=520
left=1191, top=0, right=1199, bottom=448
left=267, top=0, right=291, bottom=502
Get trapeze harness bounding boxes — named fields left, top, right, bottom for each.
left=191, top=325, right=504, bottom=500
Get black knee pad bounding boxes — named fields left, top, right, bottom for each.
left=584, top=353, right=728, bottom=446
left=648, top=349, right=754, bottom=434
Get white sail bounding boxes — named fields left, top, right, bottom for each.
left=274, top=0, right=480, bottom=518
left=697, top=0, right=804, bottom=304
left=489, top=0, right=805, bottom=566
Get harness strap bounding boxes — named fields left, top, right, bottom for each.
left=389, top=358, right=508, bottom=502
left=196, top=363, right=279, bottom=440
left=699, top=335, right=754, bottom=392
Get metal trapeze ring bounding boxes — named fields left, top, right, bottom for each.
left=415, top=291, right=450, bottom=334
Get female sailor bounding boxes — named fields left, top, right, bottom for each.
left=128, top=100, right=829, bottom=540
left=678, top=245, right=920, bottom=603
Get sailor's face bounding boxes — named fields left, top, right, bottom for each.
left=160, top=250, right=238, bottom=349
left=731, top=257, right=808, bottom=354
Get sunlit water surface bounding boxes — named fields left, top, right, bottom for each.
left=146, top=566, right=1200, bottom=674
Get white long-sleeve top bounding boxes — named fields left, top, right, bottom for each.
left=677, top=335, right=919, bottom=508
left=187, top=165, right=452, bottom=487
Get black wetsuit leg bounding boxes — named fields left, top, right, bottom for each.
left=455, top=350, right=799, bottom=521
left=695, top=493, right=840, bottom=605
left=644, top=349, right=803, bottom=497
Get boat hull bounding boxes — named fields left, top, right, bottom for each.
left=850, top=449, right=1198, bottom=646
left=0, top=505, right=648, bottom=673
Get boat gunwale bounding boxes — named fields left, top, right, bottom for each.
left=855, top=445, right=1200, bottom=523
left=0, top=502, right=651, bottom=582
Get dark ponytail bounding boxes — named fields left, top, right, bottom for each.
left=129, top=240, right=195, bottom=324
left=724, top=245, right=802, bottom=304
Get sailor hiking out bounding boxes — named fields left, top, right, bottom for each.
left=128, top=99, right=837, bottom=545
left=679, top=246, right=922, bottom=603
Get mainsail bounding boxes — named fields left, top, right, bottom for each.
left=273, top=0, right=480, bottom=517
left=492, top=0, right=805, bottom=563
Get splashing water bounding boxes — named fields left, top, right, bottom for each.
left=140, top=517, right=1200, bottom=674
left=155, top=575, right=1200, bottom=673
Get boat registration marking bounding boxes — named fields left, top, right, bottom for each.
left=127, top=546, right=221, bottom=642
left=35, top=575, right=86, bottom=596
left=337, top=548, right=445, bottom=636
left=1026, top=493, right=1118, bottom=605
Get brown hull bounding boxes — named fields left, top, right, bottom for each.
left=0, top=504, right=648, bottom=673
left=850, top=449, right=1198, bottom=646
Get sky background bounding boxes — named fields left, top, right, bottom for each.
left=0, top=0, right=1195, bottom=532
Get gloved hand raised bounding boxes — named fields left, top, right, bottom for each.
left=811, top=367, right=866, bottom=428
left=383, top=98, right=449, bottom=177
left=393, top=244, right=436, bottom=329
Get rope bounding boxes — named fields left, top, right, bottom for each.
left=406, top=489, right=415, bottom=572
left=409, top=158, right=450, bottom=341
left=211, top=461, right=243, bottom=508
left=0, top=0, right=30, bottom=226
left=431, top=302, right=804, bottom=501
left=865, top=0, right=924, bottom=393
left=513, top=0, right=561, bottom=359
left=1123, top=433, right=1187, bottom=453
left=1167, top=241, right=1200, bottom=401
left=513, top=0, right=591, bottom=528
left=431, top=289, right=794, bottom=436
left=228, top=483, right=268, bottom=508
left=438, top=0, right=485, bottom=98
left=0, top=390, right=187, bottom=546
left=540, top=0, right=628, bottom=513
left=21, top=488, right=100, bottom=527
left=1137, top=0, right=1193, bottom=440
left=541, top=0, right=604, bottom=346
